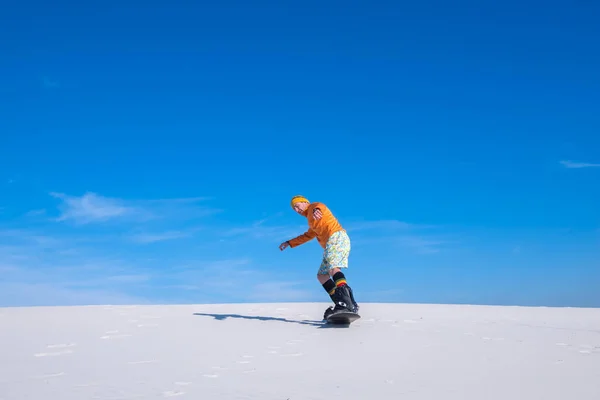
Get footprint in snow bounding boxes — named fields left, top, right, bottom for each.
left=163, top=390, right=186, bottom=397
left=46, top=343, right=76, bottom=349
left=127, top=360, right=157, bottom=365
left=100, top=330, right=133, bottom=339
left=34, top=350, right=73, bottom=357
left=237, top=355, right=254, bottom=363
left=281, top=352, right=303, bottom=357
left=35, top=372, right=65, bottom=379
left=74, top=382, right=100, bottom=388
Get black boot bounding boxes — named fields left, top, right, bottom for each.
left=331, top=285, right=358, bottom=314
left=323, top=292, right=337, bottom=319
left=323, top=305, right=334, bottom=319
left=346, top=285, right=359, bottom=313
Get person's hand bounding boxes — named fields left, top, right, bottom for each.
left=279, top=241, right=290, bottom=251
left=313, top=207, right=323, bottom=220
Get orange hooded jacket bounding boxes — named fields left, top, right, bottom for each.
left=287, top=202, right=345, bottom=249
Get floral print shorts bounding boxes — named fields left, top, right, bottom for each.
left=318, top=230, right=351, bottom=275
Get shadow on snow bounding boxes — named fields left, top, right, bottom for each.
left=192, top=312, right=350, bottom=329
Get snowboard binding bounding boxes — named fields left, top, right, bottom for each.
left=323, top=284, right=359, bottom=319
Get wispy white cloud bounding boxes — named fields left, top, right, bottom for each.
left=153, top=258, right=271, bottom=301
left=0, top=191, right=313, bottom=306
left=168, top=258, right=253, bottom=281
left=24, top=209, right=47, bottom=217
left=139, top=196, right=219, bottom=220
left=560, top=160, right=600, bottom=169
left=104, top=274, right=151, bottom=283
left=222, top=215, right=448, bottom=255
left=346, top=218, right=448, bottom=254
left=50, top=192, right=136, bottom=224
left=0, top=282, right=146, bottom=307
left=49, top=192, right=220, bottom=225
left=0, top=229, right=65, bottom=253
left=0, top=189, right=228, bottom=306
left=0, top=239, right=162, bottom=306
left=221, top=217, right=304, bottom=243
left=0, top=265, right=20, bottom=273
left=358, top=288, right=404, bottom=302
left=127, top=229, right=198, bottom=244
left=394, top=236, right=447, bottom=254
left=2, top=190, right=458, bottom=306
left=246, top=281, right=315, bottom=302
left=353, top=234, right=448, bottom=254
left=158, top=258, right=316, bottom=303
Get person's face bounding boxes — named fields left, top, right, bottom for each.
left=293, top=202, right=308, bottom=215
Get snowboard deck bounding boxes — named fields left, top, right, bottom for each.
left=325, top=311, right=361, bottom=325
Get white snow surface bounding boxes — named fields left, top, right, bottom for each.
left=1, top=302, right=600, bottom=399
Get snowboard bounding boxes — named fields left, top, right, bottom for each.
left=325, top=311, right=361, bottom=325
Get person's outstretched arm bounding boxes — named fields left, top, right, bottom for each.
left=279, top=228, right=316, bottom=250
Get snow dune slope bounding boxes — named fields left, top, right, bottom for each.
left=1, top=302, right=599, bottom=399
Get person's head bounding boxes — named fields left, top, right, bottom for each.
left=290, top=195, right=310, bottom=215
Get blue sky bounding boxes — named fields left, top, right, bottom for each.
left=1, top=0, right=599, bottom=308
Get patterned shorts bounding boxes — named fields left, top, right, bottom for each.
left=318, top=230, right=351, bottom=275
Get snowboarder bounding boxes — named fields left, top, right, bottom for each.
left=279, top=195, right=359, bottom=319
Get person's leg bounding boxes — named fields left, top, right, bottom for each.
left=330, top=267, right=346, bottom=289
left=317, top=258, right=338, bottom=319
left=320, top=231, right=358, bottom=313
left=317, top=259, right=336, bottom=300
